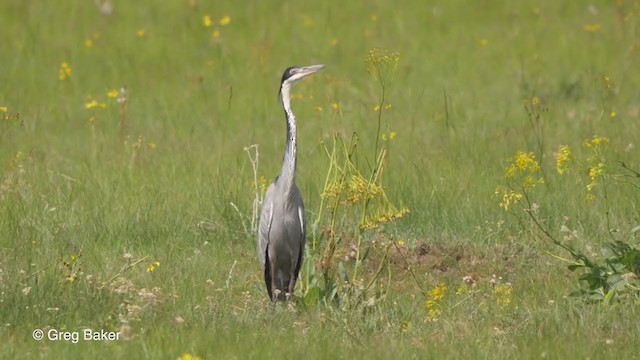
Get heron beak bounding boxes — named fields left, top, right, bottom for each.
left=299, top=64, right=326, bottom=78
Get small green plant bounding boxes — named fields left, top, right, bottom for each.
left=301, top=48, right=409, bottom=309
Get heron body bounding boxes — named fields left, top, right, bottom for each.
left=258, top=64, right=325, bottom=302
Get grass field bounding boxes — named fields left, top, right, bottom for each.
left=1, top=1, right=640, bottom=358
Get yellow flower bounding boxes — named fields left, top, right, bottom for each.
left=59, top=62, right=72, bottom=81
left=346, top=174, right=382, bottom=204
left=219, top=15, right=231, bottom=26
left=331, top=103, right=339, bottom=111
left=373, top=105, right=381, bottom=112
left=148, top=143, right=157, bottom=150
left=107, top=89, right=119, bottom=98
left=146, top=261, right=160, bottom=273
left=384, top=104, right=392, bottom=110
left=478, top=38, right=489, bottom=46
left=389, top=131, right=397, bottom=140
left=400, top=321, right=410, bottom=333
left=211, top=29, right=220, bottom=39
left=314, top=106, right=323, bottom=112
left=610, top=111, right=616, bottom=118
left=531, top=95, right=540, bottom=106
left=424, top=283, right=447, bottom=320
left=0, top=106, right=7, bottom=112
left=587, top=162, right=606, bottom=191
left=136, top=29, right=146, bottom=38
left=495, top=186, right=523, bottom=211
left=255, top=175, right=268, bottom=194
left=365, top=48, right=400, bottom=84
left=85, top=99, right=107, bottom=109
left=505, top=151, right=541, bottom=179
left=203, top=15, right=212, bottom=27
left=495, top=283, right=513, bottom=305
left=602, top=75, right=613, bottom=89
left=455, top=284, right=467, bottom=295
left=85, top=39, right=94, bottom=48
left=428, top=283, right=447, bottom=301
left=179, top=353, right=203, bottom=360
left=370, top=15, right=378, bottom=22
left=330, top=38, right=338, bottom=46
left=583, top=136, right=609, bottom=148
left=556, top=145, right=574, bottom=174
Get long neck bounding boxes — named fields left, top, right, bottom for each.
left=279, top=82, right=297, bottom=196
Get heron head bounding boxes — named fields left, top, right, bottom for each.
left=279, top=64, right=325, bottom=102
left=280, top=64, right=326, bottom=85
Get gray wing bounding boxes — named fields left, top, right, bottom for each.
left=292, top=186, right=306, bottom=274
left=257, top=183, right=276, bottom=266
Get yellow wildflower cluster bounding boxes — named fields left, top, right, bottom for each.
left=360, top=207, right=410, bottom=231
left=320, top=175, right=384, bottom=207
left=496, top=151, right=543, bottom=210
left=495, top=186, right=524, bottom=211
left=203, top=14, right=230, bottom=39
left=1, top=106, right=20, bottom=124
left=583, top=136, right=609, bottom=149
left=583, top=136, right=609, bottom=195
left=505, top=151, right=540, bottom=177
left=523, top=95, right=540, bottom=106
left=346, top=174, right=382, bottom=204
left=505, top=151, right=544, bottom=189
left=146, top=260, right=161, bottom=273
left=587, top=162, right=606, bottom=192
left=59, top=62, right=72, bottom=81
left=85, top=99, right=107, bottom=109
left=555, top=145, right=574, bottom=174
left=320, top=181, right=343, bottom=207
left=251, top=175, right=268, bottom=195
left=219, top=15, right=231, bottom=26
left=202, top=15, right=212, bottom=27
left=62, top=254, right=81, bottom=282
left=424, top=283, right=447, bottom=320
left=365, top=47, right=400, bottom=84
left=374, top=104, right=393, bottom=112
left=381, top=131, right=397, bottom=141
left=494, top=283, right=513, bottom=305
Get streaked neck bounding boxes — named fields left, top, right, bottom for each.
left=279, top=82, right=297, bottom=196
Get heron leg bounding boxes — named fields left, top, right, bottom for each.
left=271, top=271, right=278, bottom=303
left=287, top=271, right=297, bottom=300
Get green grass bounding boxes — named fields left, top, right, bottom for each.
left=1, top=0, right=640, bottom=358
